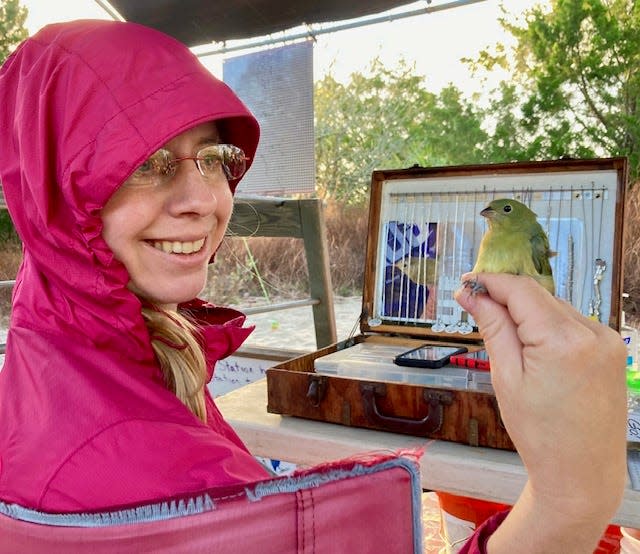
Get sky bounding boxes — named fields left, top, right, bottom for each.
left=20, top=0, right=549, bottom=96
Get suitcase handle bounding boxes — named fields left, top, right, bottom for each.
left=360, top=383, right=453, bottom=435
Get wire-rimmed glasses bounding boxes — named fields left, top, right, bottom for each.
left=126, top=144, right=248, bottom=187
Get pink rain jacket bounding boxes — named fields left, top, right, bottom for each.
left=0, top=20, right=269, bottom=513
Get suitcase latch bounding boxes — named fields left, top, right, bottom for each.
left=424, top=390, right=454, bottom=406
left=306, top=375, right=328, bottom=407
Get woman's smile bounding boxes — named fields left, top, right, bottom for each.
left=147, top=237, right=206, bottom=255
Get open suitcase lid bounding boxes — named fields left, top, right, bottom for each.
left=360, top=157, right=628, bottom=343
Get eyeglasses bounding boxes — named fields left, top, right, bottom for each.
left=126, top=144, right=248, bottom=187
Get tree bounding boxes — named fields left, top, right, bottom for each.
left=0, top=0, right=27, bottom=242
left=0, top=0, right=28, bottom=64
left=315, top=58, right=488, bottom=204
left=471, top=0, right=640, bottom=179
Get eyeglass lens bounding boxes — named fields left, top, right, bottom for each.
left=127, top=144, right=246, bottom=187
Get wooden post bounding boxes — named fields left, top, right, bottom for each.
left=299, top=198, right=337, bottom=348
left=230, top=195, right=337, bottom=349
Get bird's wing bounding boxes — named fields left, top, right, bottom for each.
left=530, top=229, right=554, bottom=276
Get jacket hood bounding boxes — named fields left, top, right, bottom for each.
left=0, top=20, right=268, bottom=512
left=0, top=19, right=259, bottom=355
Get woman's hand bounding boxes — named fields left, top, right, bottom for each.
left=455, top=273, right=627, bottom=553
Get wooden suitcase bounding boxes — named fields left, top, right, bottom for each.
left=266, top=158, right=627, bottom=450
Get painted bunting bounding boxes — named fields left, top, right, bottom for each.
left=466, top=198, right=556, bottom=295
left=394, top=256, right=437, bottom=287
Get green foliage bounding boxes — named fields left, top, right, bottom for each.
left=472, top=0, right=640, bottom=179
left=316, top=0, right=637, bottom=206
left=0, top=211, right=19, bottom=244
left=315, top=58, right=488, bottom=205
left=0, top=1, right=27, bottom=248
left=0, top=0, right=28, bottom=64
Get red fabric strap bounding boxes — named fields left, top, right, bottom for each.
left=458, top=509, right=511, bottom=554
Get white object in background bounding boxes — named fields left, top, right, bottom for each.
left=440, top=509, right=475, bottom=554
left=620, top=527, right=640, bottom=553
left=628, top=409, right=640, bottom=444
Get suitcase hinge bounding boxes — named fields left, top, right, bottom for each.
left=468, top=418, right=479, bottom=447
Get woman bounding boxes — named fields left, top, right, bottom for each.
left=0, top=18, right=627, bottom=553
left=0, top=19, right=268, bottom=513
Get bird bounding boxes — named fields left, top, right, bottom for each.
left=394, top=255, right=437, bottom=287
left=391, top=255, right=438, bottom=320
left=465, top=198, right=555, bottom=295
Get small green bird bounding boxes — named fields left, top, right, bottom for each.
left=394, top=256, right=437, bottom=287
left=466, top=198, right=555, bottom=295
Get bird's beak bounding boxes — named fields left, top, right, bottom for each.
left=480, top=207, right=496, bottom=219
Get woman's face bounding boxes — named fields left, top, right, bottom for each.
left=101, top=121, right=233, bottom=310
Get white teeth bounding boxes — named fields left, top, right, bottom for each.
left=152, top=238, right=205, bottom=254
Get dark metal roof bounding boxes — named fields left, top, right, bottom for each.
left=107, top=1, right=418, bottom=47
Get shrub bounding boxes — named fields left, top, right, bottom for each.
left=205, top=200, right=368, bottom=304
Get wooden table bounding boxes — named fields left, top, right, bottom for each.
left=216, top=378, right=640, bottom=528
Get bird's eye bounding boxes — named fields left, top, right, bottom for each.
left=503, top=204, right=512, bottom=213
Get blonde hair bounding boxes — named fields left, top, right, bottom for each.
left=141, top=304, right=208, bottom=422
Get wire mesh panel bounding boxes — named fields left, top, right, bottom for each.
left=223, top=42, right=315, bottom=196
left=363, top=160, right=625, bottom=339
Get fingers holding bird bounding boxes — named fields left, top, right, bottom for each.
left=394, top=197, right=556, bottom=328
left=456, top=272, right=627, bottom=515
left=456, top=272, right=616, bottom=371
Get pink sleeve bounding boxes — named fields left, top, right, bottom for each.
left=457, top=510, right=510, bottom=553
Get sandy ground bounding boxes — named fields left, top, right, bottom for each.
left=239, top=295, right=364, bottom=353
left=210, top=295, right=365, bottom=396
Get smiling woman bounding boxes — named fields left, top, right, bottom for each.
left=0, top=19, right=268, bottom=513
left=101, top=122, right=235, bottom=311
left=100, top=121, right=240, bottom=420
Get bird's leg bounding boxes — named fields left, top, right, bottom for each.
left=462, top=278, right=487, bottom=295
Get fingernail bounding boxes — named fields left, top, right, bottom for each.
left=453, top=284, right=469, bottom=302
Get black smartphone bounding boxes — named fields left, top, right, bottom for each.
left=393, top=345, right=468, bottom=369
left=449, top=349, right=491, bottom=371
